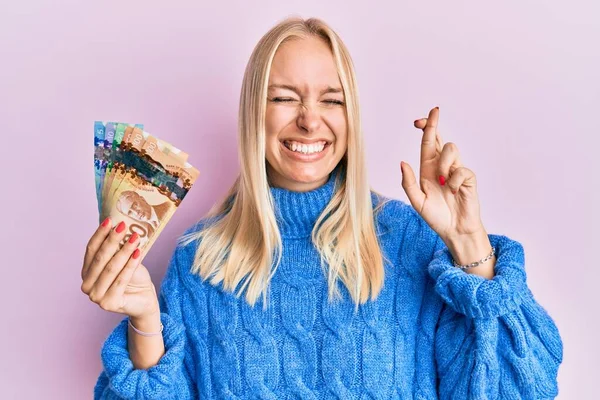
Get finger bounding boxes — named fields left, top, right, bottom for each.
left=414, top=116, right=443, bottom=154
left=81, top=220, right=128, bottom=295
left=446, top=166, right=477, bottom=194
left=103, top=247, right=143, bottom=309
left=88, top=232, right=140, bottom=303
left=436, top=132, right=443, bottom=155
left=400, top=161, right=425, bottom=212
left=438, top=142, right=463, bottom=187
left=82, top=217, right=113, bottom=280
left=420, top=107, right=440, bottom=163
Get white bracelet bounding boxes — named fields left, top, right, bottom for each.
left=453, top=247, right=496, bottom=271
left=128, top=318, right=164, bottom=337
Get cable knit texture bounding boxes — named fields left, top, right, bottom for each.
left=94, top=171, right=563, bottom=399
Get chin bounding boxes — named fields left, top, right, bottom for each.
left=268, top=158, right=336, bottom=189
left=284, top=169, right=330, bottom=184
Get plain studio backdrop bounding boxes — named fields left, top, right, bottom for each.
left=0, top=1, right=597, bottom=398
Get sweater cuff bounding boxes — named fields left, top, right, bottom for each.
left=428, top=234, right=530, bottom=319
left=100, top=312, right=186, bottom=399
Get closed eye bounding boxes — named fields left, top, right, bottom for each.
left=271, top=97, right=296, bottom=103
left=270, top=98, right=345, bottom=106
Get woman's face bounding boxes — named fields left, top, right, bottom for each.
left=116, top=191, right=152, bottom=221
left=265, top=36, right=348, bottom=192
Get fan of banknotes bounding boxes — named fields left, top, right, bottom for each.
left=94, top=121, right=199, bottom=257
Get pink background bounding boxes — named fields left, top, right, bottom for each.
left=1, top=1, right=597, bottom=398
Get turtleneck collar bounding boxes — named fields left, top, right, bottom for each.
left=269, top=168, right=340, bottom=239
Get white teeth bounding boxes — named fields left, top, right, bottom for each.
left=285, top=140, right=327, bottom=154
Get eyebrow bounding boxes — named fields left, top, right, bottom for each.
left=268, top=84, right=343, bottom=95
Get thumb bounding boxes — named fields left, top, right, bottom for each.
left=400, top=161, right=425, bottom=211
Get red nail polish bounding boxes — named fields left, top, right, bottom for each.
left=132, top=248, right=141, bottom=259
left=115, top=221, right=126, bottom=233
left=101, top=218, right=110, bottom=227
left=439, top=175, right=446, bottom=186
left=435, top=106, right=439, bottom=110
left=414, top=119, right=419, bottom=124
left=451, top=189, right=457, bottom=195
left=128, top=232, right=139, bottom=243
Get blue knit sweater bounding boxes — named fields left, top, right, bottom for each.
left=94, top=172, right=563, bottom=399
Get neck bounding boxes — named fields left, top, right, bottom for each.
left=269, top=168, right=340, bottom=238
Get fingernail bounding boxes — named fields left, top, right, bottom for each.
left=435, top=106, right=439, bottom=110
left=101, top=217, right=110, bottom=227
left=414, top=119, right=420, bottom=124
left=451, top=189, right=457, bottom=195
left=128, top=232, right=139, bottom=243
left=115, top=221, right=126, bottom=233
left=132, top=248, right=141, bottom=259
left=439, top=175, right=446, bottom=186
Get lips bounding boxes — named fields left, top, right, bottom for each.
left=280, top=139, right=332, bottom=145
left=279, top=140, right=331, bottom=162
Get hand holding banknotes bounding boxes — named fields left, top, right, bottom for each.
left=83, top=121, right=198, bottom=369
left=84, top=121, right=198, bottom=338
left=80, top=217, right=159, bottom=320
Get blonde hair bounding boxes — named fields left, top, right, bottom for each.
left=178, top=16, right=390, bottom=308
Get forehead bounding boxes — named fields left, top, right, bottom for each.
left=269, top=37, right=340, bottom=90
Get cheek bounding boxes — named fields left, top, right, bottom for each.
left=329, top=113, right=348, bottom=147
left=265, top=138, right=281, bottom=164
left=265, top=107, right=289, bottom=135
left=265, top=108, right=290, bottom=156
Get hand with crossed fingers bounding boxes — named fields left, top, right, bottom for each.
left=401, top=106, right=496, bottom=279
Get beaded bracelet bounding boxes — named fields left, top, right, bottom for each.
left=128, top=318, right=164, bottom=337
left=453, top=246, right=496, bottom=271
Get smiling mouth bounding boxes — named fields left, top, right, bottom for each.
left=281, top=140, right=331, bottom=155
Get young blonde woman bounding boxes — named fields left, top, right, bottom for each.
left=82, top=17, right=563, bottom=399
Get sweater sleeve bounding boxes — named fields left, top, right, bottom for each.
left=93, top=240, right=199, bottom=400
left=427, top=231, right=564, bottom=399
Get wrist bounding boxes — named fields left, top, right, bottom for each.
left=130, top=306, right=161, bottom=333
left=445, top=229, right=492, bottom=266
left=443, top=229, right=497, bottom=279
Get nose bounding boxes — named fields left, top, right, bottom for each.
left=296, top=104, right=322, bottom=134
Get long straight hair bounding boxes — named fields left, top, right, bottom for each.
left=178, top=17, right=390, bottom=308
